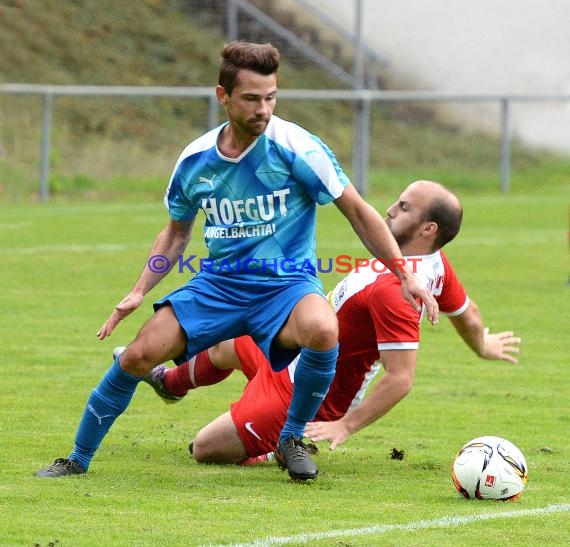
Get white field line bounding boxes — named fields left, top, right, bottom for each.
left=0, top=243, right=149, bottom=255
left=216, top=503, right=570, bottom=547
left=317, top=232, right=555, bottom=250
left=0, top=230, right=557, bottom=258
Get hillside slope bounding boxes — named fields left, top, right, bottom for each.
left=1, top=1, right=223, bottom=86
left=0, top=0, right=355, bottom=200
left=0, top=1, right=567, bottom=201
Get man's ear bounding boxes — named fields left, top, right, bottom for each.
left=422, top=221, right=438, bottom=238
left=215, top=85, right=228, bottom=105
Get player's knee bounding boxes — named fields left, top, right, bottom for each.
left=400, top=373, right=414, bottom=397
left=118, top=344, right=155, bottom=376
left=192, top=414, right=248, bottom=464
left=404, top=376, right=414, bottom=396
left=191, top=434, right=232, bottom=464
left=209, top=340, right=241, bottom=371
left=305, top=316, right=339, bottom=350
left=190, top=437, right=208, bottom=463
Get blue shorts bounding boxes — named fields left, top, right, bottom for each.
left=153, top=272, right=325, bottom=371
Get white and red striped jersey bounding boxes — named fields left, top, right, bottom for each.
left=316, top=250, right=469, bottom=420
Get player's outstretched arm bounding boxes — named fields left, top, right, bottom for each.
left=97, top=218, right=194, bottom=340
left=306, top=350, right=416, bottom=449
left=334, top=184, right=439, bottom=325
left=447, top=300, right=521, bottom=364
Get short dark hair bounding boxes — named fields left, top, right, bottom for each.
left=423, top=197, right=463, bottom=249
left=218, top=41, right=280, bottom=96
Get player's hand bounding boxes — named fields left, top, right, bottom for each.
left=482, top=328, right=521, bottom=364
left=305, top=419, right=350, bottom=450
left=96, top=291, right=144, bottom=340
left=400, top=274, right=439, bottom=325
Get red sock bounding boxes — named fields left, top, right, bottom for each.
left=163, top=350, right=233, bottom=396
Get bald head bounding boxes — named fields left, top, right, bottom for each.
left=410, top=180, right=463, bottom=250
left=386, top=180, right=463, bottom=255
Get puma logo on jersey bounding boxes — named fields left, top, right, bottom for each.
left=199, top=175, right=216, bottom=189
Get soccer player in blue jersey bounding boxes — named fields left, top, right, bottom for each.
left=36, top=41, right=437, bottom=481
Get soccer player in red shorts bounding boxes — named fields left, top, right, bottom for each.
left=145, top=180, right=521, bottom=464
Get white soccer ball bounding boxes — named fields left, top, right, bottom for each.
left=452, top=436, right=528, bottom=501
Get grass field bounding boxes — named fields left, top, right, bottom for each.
left=0, top=186, right=569, bottom=546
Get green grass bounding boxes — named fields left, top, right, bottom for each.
left=1, top=187, right=569, bottom=546
left=1, top=2, right=568, bottom=543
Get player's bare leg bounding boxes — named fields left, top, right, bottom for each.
left=119, top=305, right=188, bottom=376
left=191, top=412, right=248, bottom=464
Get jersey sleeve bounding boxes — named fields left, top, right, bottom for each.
left=368, top=277, right=421, bottom=351
left=164, top=161, right=199, bottom=221
left=438, top=252, right=469, bottom=315
left=300, top=134, right=350, bottom=205
left=163, top=130, right=219, bottom=222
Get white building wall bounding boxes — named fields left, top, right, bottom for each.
left=307, top=0, right=570, bottom=152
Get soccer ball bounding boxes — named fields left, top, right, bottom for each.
left=452, top=436, right=528, bottom=501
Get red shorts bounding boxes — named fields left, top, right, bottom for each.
left=230, top=336, right=294, bottom=456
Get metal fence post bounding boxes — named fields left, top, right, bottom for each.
left=208, top=94, right=219, bottom=130
left=226, top=0, right=238, bottom=41
left=40, top=92, right=53, bottom=202
left=351, top=0, right=369, bottom=195
left=500, top=97, right=511, bottom=193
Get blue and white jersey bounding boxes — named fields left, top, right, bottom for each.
left=164, top=115, right=349, bottom=279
